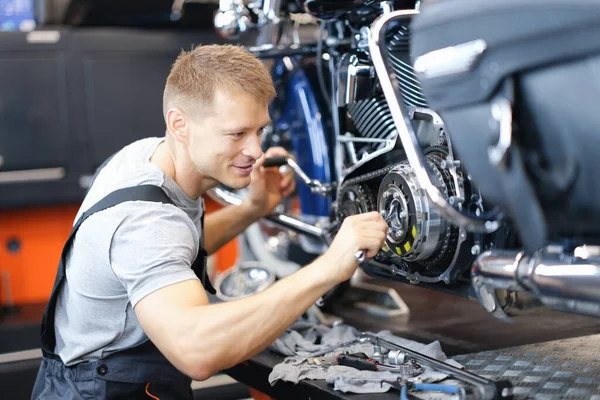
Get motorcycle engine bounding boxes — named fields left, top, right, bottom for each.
left=336, top=23, right=478, bottom=283
left=377, top=148, right=459, bottom=269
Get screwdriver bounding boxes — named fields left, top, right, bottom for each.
left=337, top=353, right=379, bottom=371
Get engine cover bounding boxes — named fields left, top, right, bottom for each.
left=378, top=155, right=459, bottom=273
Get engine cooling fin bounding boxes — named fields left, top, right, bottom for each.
left=346, top=96, right=396, bottom=148
left=386, top=25, right=428, bottom=108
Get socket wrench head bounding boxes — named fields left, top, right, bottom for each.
left=387, top=350, right=407, bottom=366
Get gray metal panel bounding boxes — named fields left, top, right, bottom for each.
left=454, top=335, right=600, bottom=399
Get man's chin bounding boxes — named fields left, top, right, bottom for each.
left=220, top=176, right=251, bottom=190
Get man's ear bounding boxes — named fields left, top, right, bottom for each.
left=166, top=108, right=190, bottom=144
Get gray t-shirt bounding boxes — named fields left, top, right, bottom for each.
left=54, top=137, right=203, bottom=366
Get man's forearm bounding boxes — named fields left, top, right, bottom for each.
left=185, top=256, right=334, bottom=377
left=203, top=201, right=259, bottom=255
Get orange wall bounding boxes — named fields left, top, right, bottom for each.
left=0, top=198, right=237, bottom=306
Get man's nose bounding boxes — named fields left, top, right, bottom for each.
left=241, top=133, right=263, bottom=160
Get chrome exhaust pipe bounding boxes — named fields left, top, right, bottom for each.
left=207, top=187, right=326, bottom=240
left=472, top=246, right=600, bottom=319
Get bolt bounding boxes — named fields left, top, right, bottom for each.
left=372, top=340, right=385, bottom=364
left=399, top=211, right=406, bottom=219
left=395, top=229, right=403, bottom=236
left=400, top=363, right=415, bottom=378
left=393, top=192, right=401, bottom=199
left=383, top=192, right=389, bottom=198
left=471, top=244, right=481, bottom=255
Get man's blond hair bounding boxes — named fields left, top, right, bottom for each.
left=163, top=44, right=276, bottom=119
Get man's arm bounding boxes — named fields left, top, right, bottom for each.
left=135, top=212, right=388, bottom=381
left=203, top=201, right=258, bottom=255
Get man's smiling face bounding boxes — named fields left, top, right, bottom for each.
left=187, top=88, right=271, bottom=189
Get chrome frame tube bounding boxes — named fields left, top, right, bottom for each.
left=368, top=10, right=501, bottom=233
left=208, top=187, right=325, bottom=239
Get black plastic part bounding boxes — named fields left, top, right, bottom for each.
left=263, top=156, right=289, bottom=168
left=336, top=354, right=379, bottom=371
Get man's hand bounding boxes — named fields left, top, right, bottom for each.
left=321, top=212, right=388, bottom=284
left=243, top=147, right=296, bottom=217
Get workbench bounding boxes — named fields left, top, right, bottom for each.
left=224, top=280, right=600, bottom=400
left=227, top=334, right=600, bottom=399
left=226, top=348, right=401, bottom=400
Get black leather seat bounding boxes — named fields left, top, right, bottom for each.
left=408, top=0, right=600, bottom=251
left=410, top=0, right=600, bottom=109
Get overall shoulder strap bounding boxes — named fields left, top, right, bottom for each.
left=78, top=185, right=173, bottom=227
left=41, top=185, right=174, bottom=357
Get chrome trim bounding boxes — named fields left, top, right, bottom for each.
left=246, top=43, right=318, bottom=59
left=472, top=248, right=600, bottom=319
left=410, top=106, right=468, bottom=212
left=209, top=186, right=243, bottom=207
left=488, top=98, right=512, bottom=172
left=286, top=158, right=312, bottom=188
left=414, top=39, right=487, bottom=80
left=279, top=158, right=333, bottom=196
left=214, top=0, right=255, bottom=39
left=0, top=167, right=65, bottom=184
left=368, top=10, right=500, bottom=233
left=265, top=212, right=325, bottom=239
left=338, top=123, right=398, bottom=184
left=255, top=0, right=282, bottom=46
left=338, top=135, right=391, bottom=144
left=337, top=52, right=372, bottom=106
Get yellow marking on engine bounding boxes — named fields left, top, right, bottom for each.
left=395, top=246, right=403, bottom=255
left=411, top=226, right=416, bottom=238
left=404, top=241, right=411, bottom=252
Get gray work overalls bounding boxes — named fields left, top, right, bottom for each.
left=31, top=184, right=216, bottom=399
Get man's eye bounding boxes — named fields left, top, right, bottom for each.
left=232, top=132, right=243, bottom=138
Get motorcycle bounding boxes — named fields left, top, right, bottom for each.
left=194, top=0, right=600, bottom=320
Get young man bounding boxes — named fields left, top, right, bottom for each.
left=32, top=44, right=388, bottom=399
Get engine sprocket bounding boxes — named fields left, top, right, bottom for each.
left=337, top=183, right=377, bottom=221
